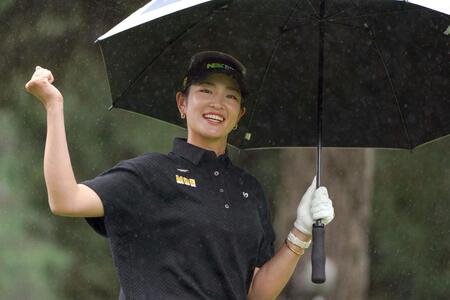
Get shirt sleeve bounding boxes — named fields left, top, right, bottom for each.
left=81, top=159, right=147, bottom=238
left=255, top=183, right=276, bottom=267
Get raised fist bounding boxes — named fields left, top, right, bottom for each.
left=25, top=66, right=63, bottom=109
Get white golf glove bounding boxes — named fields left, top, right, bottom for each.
left=294, top=177, right=335, bottom=236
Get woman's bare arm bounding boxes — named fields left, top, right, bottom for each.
left=25, top=66, right=103, bottom=217
left=247, top=228, right=309, bottom=300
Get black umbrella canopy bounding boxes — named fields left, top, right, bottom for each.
left=96, top=0, right=450, bottom=284
left=99, top=0, right=450, bottom=150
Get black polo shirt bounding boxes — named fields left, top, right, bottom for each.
left=82, top=138, right=275, bottom=300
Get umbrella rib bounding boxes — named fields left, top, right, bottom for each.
left=347, top=0, right=414, bottom=149
left=277, top=19, right=319, bottom=34
left=325, top=7, right=354, bottom=20
left=371, top=41, right=413, bottom=149
left=245, top=0, right=308, bottom=133
left=328, top=7, right=424, bottom=22
left=322, top=2, right=360, bottom=20
left=324, top=20, right=365, bottom=30
left=214, top=11, right=314, bottom=21
left=114, top=3, right=230, bottom=103
left=303, top=0, right=319, bottom=19
left=288, top=8, right=421, bottom=25
left=303, top=0, right=366, bottom=22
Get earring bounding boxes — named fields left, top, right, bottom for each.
left=181, top=112, right=185, bottom=119
left=233, top=123, right=238, bottom=130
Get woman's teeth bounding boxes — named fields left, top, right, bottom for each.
left=204, top=114, right=224, bottom=122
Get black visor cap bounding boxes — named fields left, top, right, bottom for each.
left=181, top=51, right=248, bottom=98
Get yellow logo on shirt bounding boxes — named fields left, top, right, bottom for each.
left=176, top=175, right=197, bottom=187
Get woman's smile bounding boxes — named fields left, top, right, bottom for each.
left=203, top=112, right=225, bottom=123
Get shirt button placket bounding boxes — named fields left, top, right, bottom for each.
left=214, top=168, right=230, bottom=210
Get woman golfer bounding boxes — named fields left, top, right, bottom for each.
left=25, top=51, right=334, bottom=300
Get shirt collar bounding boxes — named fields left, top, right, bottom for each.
left=171, top=137, right=231, bottom=166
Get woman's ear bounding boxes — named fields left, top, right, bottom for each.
left=176, top=91, right=187, bottom=115
left=238, top=106, right=246, bottom=122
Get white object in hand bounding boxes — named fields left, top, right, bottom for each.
left=294, top=176, right=335, bottom=236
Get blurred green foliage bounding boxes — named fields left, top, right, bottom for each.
left=369, top=139, right=450, bottom=300
left=1, top=1, right=177, bottom=299
left=0, top=1, right=448, bottom=299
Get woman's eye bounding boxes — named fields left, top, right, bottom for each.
left=200, top=89, right=212, bottom=94
left=227, top=94, right=239, bottom=101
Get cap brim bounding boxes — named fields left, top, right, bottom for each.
left=187, top=69, right=248, bottom=98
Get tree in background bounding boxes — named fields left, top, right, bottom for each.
left=270, top=149, right=374, bottom=300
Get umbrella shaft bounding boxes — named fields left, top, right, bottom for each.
left=312, top=0, right=326, bottom=284
left=316, top=0, right=325, bottom=189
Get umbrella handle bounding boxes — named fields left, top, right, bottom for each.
left=312, top=221, right=326, bottom=283
left=312, top=133, right=326, bottom=283
left=312, top=141, right=326, bottom=284
left=312, top=147, right=325, bottom=283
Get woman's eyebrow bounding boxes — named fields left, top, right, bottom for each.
left=199, top=81, right=240, bottom=93
left=198, top=81, right=215, bottom=86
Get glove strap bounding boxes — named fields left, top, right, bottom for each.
left=287, top=231, right=311, bottom=249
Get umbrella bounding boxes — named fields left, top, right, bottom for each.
left=95, top=0, right=450, bottom=283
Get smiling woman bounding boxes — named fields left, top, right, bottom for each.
left=24, top=50, right=334, bottom=300
left=174, top=52, right=247, bottom=156
left=176, top=72, right=246, bottom=152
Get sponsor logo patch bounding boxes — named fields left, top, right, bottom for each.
left=176, top=175, right=197, bottom=187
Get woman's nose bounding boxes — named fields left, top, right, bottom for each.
left=209, top=98, right=224, bottom=109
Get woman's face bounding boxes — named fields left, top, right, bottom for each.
left=176, top=73, right=246, bottom=144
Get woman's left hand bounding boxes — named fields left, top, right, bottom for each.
left=294, top=176, right=335, bottom=236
